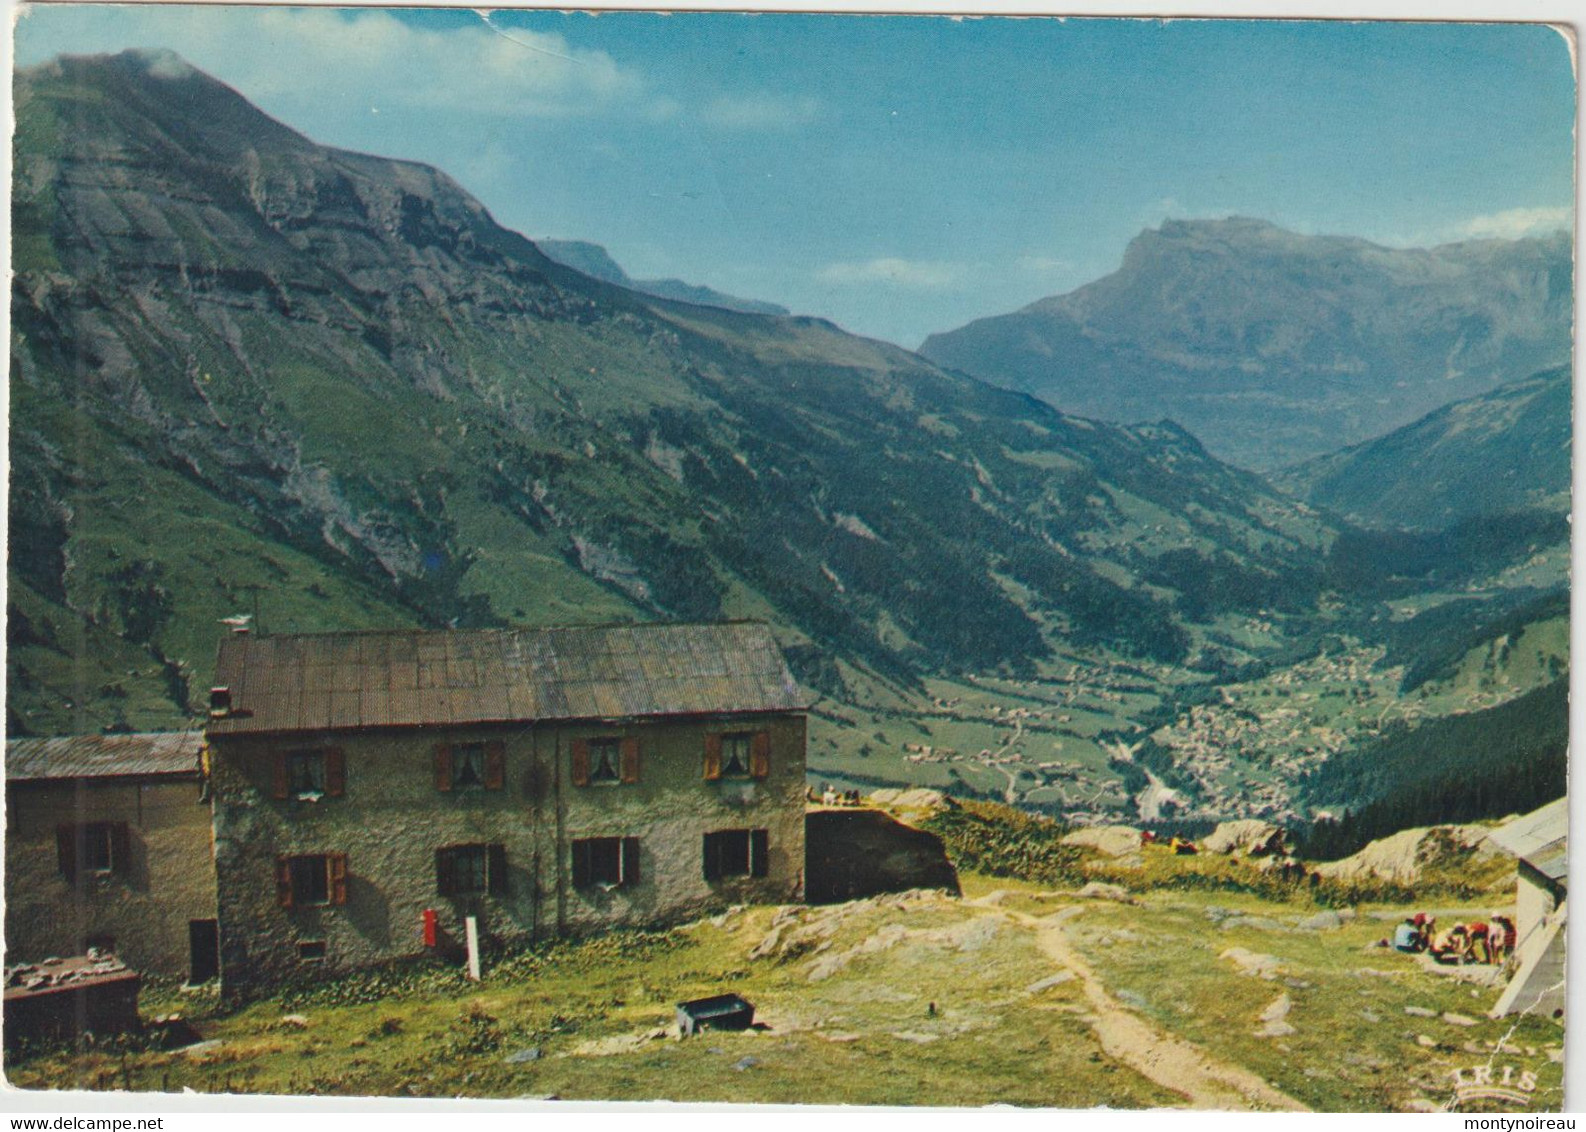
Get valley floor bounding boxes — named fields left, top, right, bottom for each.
left=6, top=875, right=1564, bottom=1112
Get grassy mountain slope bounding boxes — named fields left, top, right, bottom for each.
left=9, top=51, right=1331, bottom=735
left=920, top=217, right=1571, bottom=469
left=1274, top=366, right=1571, bottom=530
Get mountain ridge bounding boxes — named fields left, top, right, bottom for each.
left=920, top=216, right=1571, bottom=469
left=9, top=50, right=1332, bottom=737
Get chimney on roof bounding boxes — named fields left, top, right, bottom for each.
left=209, top=687, right=232, bottom=718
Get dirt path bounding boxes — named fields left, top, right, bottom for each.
left=1014, top=906, right=1309, bottom=1111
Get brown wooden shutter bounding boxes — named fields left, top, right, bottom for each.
left=110, top=822, right=131, bottom=875
left=483, top=741, right=506, bottom=790
left=750, top=731, right=771, bottom=780
left=703, top=733, right=723, bottom=781
left=56, top=824, right=77, bottom=882
left=571, top=740, right=590, bottom=787
left=620, top=737, right=640, bottom=784
left=275, top=856, right=294, bottom=909
left=434, top=745, right=453, bottom=792
left=324, top=748, right=346, bottom=797
left=622, top=837, right=641, bottom=885
left=750, top=829, right=769, bottom=878
left=272, top=753, right=290, bottom=800
left=435, top=848, right=456, bottom=897
left=329, top=853, right=349, bottom=906
left=488, top=844, right=508, bottom=896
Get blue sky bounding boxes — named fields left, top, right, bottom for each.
left=13, top=7, right=1577, bottom=346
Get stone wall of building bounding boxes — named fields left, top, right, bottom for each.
left=210, top=713, right=806, bottom=996
left=4, top=777, right=216, bottom=979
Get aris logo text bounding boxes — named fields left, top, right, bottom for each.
left=1450, top=1064, right=1541, bottom=1107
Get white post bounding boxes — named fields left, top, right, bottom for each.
left=465, top=915, right=481, bottom=981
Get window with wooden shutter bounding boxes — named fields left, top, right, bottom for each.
left=323, top=748, right=346, bottom=797
left=571, top=837, right=632, bottom=889
left=434, top=745, right=454, bottom=792
left=56, top=824, right=77, bottom=881
left=571, top=739, right=590, bottom=787
left=622, top=837, right=641, bottom=884
left=329, top=853, right=349, bottom=906
left=750, top=829, right=770, bottom=878
left=703, top=733, right=723, bottom=781
left=488, top=844, right=508, bottom=896
left=620, top=737, right=640, bottom=784
left=750, top=731, right=771, bottom=780
left=275, top=856, right=294, bottom=908
left=483, top=741, right=506, bottom=790
left=273, top=753, right=290, bottom=800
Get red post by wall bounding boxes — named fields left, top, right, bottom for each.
left=422, top=908, right=438, bottom=948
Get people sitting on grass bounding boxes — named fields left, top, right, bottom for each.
left=1391, top=917, right=1420, bottom=952
left=1430, top=923, right=1473, bottom=964
left=1465, top=919, right=1492, bottom=965
left=1413, top=912, right=1436, bottom=951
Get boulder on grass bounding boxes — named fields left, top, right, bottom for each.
left=1061, top=825, right=1142, bottom=858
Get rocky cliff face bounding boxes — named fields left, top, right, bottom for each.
left=920, top=217, right=1572, bottom=469
left=10, top=51, right=1333, bottom=734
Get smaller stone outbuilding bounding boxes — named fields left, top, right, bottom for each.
left=1487, top=798, right=1567, bottom=1019
left=805, top=808, right=960, bottom=904
left=4, top=733, right=217, bottom=982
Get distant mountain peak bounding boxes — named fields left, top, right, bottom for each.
left=536, top=237, right=789, bottom=316
left=922, top=216, right=1571, bottom=469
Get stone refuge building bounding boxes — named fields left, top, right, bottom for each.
left=1487, top=797, right=1567, bottom=1019
left=4, top=732, right=218, bottom=982
left=204, top=621, right=809, bottom=996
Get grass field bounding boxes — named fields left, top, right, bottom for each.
left=7, top=864, right=1562, bottom=1111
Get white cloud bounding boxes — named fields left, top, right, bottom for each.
left=1453, top=206, right=1572, bottom=241
left=699, top=93, right=820, bottom=130
left=1016, top=255, right=1073, bottom=276
left=817, top=257, right=961, bottom=289
left=16, top=6, right=647, bottom=119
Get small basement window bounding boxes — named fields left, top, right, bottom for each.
left=572, top=837, right=640, bottom=891
left=298, top=940, right=327, bottom=962
left=702, top=829, right=769, bottom=881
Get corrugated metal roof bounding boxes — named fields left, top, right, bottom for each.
left=1488, top=797, right=1568, bottom=881
left=6, top=732, right=204, bottom=782
left=209, top=622, right=809, bottom=736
